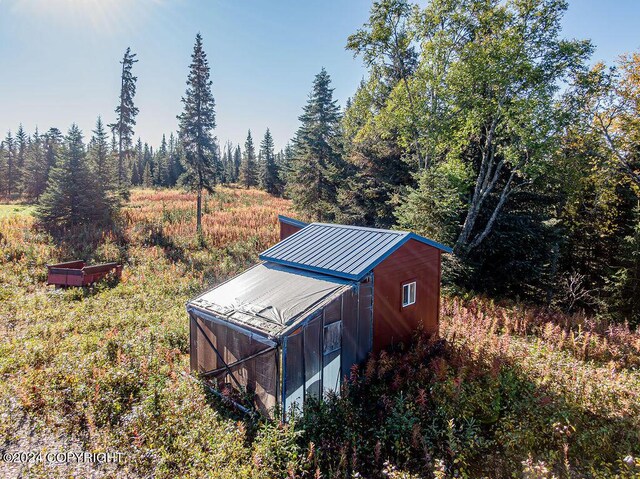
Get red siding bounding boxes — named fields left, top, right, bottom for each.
left=280, top=222, right=303, bottom=241
left=372, top=239, right=441, bottom=352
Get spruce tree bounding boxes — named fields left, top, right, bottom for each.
left=177, top=33, right=218, bottom=233
left=259, top=128, right=280, bottom=195
left=43, top=128, right=63, bottom=172
left=37, top=125, right=112, bottom=229
left=15, top=124, right=28, bottom=197
left=154, top=134, right=169, bottom=187
left=3, top=132, right=15, bottom=198
left=608, top=205, right=640, bottom=326
left=131, top=138, right=143, bottom=186
left=22, top=128, right=48, bottom=201
left=142, top=142, right=154, bottom=186
left=88, top=117, right=115, bottom=194
left=278, top=142, right=294, bottom=193
left=0, top=141, right=6, bottom=198
left=220, top=141, right=230, bottom=183
left=213, top=142, right=223, bottom=183
left=233, top=145, right=242, bottom=183
left=220, top=141, right=236, bottom=184
left=167, top=133, right=184, bottom=186
left=288, top=68, right=345, bottom=220
left=109, top=47, right=138, bottom=195
left=240, top=130, right=257, bottom=188
left=142, top=161, right=153, bottom=187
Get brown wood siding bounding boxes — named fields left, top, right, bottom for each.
left=372, top=239, right=441, bottom=352
left=279, top=222, right=303, bottom=241
left=189, top=313, right=278, bottom=414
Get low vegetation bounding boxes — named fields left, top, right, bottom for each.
left=1, top=188, right=639, bottom=478
left=0, top=204, right=34, bottom=218
left=299, top=298, right=640, bottom=477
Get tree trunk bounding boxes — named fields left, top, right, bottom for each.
left=196, top=188, right=202, bottom=234
left=453, top=111, right=526, bottom=257
left=117, top=58, right=126, bottom=191
left=596, top=115, right=640, bottom=187
left=454, top=119, right=500, bottom=254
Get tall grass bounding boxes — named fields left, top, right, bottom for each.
left=295, top=297, right=640, bottom=478
left=0, top=187, right=638, bottom=478
left=0, top=187, right=301, bottom=478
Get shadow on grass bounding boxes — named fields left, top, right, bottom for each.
left=137, top=221, right=189, bottom=264
left=39, top=220, right=130, bottom=297
left=44, top=220, right=129, bottom=264
left=296, top=336, right=640, bottom=478
left=196, top=376, right=267, bottom=446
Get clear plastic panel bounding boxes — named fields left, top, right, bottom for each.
left=284, top=331, right=305, bottom=411
left=357, top=278, right=374, bottom=363
left=341, top=287, right=358, bottom=381
left=304, top=314, right=322, bottom=399
left=192, top=313, right=278, bottom=416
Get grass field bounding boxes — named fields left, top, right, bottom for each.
left=0, top=188, right=639, bottom=478
left=0, top=204, right=35, bottom=218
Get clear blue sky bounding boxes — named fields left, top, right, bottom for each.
left=0, top=0, right=639, bottom=151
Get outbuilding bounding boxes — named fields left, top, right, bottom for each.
left=187, top=216, right=452, bottom=416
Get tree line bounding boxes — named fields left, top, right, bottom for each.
left=0, top=36, right=288, bottom=232
left=0, top=124, right=290, bottom=197
left=283, top=0, right=640, bottom=325
left=1, top=0, right=638, bottom=324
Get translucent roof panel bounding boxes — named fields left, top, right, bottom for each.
left=188, top=262, right=353, bottom=336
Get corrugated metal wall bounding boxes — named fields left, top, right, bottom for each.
left=281, top=282, right=373, bottom=413
left=190, top=279, right=376, bottom=417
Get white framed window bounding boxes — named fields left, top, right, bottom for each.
left=402, top=281, right=416, bottom=307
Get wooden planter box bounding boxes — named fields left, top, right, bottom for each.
left=46, top=260, right=122, bottom=287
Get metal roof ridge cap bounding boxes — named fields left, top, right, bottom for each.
left=258, top=257, right=364, bottom=281
left=406, top=232, right=454, bottom=253
left=308, top=222, right=410, bottom=235
left=277, top=214, right=308, bottom=228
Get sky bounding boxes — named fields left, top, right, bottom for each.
left=0, top=0, right=639, bottom=151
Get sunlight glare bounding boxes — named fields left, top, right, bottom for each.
left=10, top=0, right=162, bottom=34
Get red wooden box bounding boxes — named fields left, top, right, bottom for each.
left=46, top=260, right=122, bottom=287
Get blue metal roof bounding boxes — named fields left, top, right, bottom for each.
left=277, top=215, right=308, bottom=228
left=259, top=222, right=453, bottom=281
